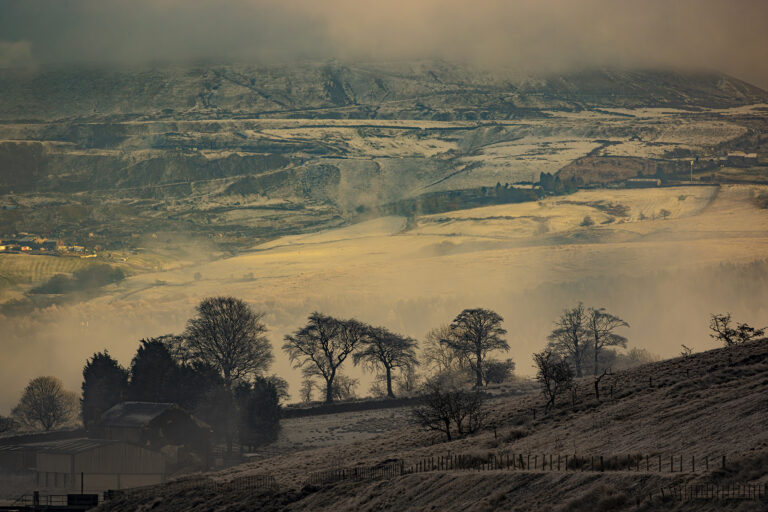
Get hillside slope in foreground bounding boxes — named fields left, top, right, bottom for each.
left=100, top=340, right=768, bottom=511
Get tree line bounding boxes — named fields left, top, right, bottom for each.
left=5, top=295, right=760, bottom=450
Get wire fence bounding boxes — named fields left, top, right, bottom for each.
left=402, top=452, right=728, bottom=474
left=659, top=484, right=766, bottom=501
left=304, top=462, right=404, bottom=486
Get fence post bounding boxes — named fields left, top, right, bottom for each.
left=534, top=455, right=538, bottom=470
left=670, top=455, right=674, bottom=473
left=692, top=455, right=695, bottom=473
left=558, top=455, right=561, bottom=471
left=679, top=455, right=682, bottom=473
left=722, top=455, right=726, bottom=470
left=600, top=456, right=604, bottom=472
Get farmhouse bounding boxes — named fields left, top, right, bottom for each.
left=100, top=402, right=212, bottom=469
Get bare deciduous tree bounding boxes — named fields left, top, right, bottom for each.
left=709, top=313, right=765, bottom=347
left=547, top=303, right=588, bottom=377
left=533, top=350, right=574, bottom=411
left=586, top=307, right=628, bottom=376
left=184, top=297, right=273, bottom=389
left=411, top=380, right=486, bottom=441
left=422, top=324, right=471, bottom=380
left=442, top=308, right=509, bottom=387
left=354, top=327, right=418, bottom=398
left=282, top=313, right=367, bottom=403
left=0, top=415, right=18, bottom=433
left=12, top=376, right=78, bottom=431
left=299, top=375, right=315, bottom=404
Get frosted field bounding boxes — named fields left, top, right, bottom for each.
left=2, top=185, right=768, bottom=411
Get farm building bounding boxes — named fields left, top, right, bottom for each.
left=100, top=402, right=212, bottom=469
left=726, top=152, right=758, bottom=166
left=4, top=438, right=165, bottom=492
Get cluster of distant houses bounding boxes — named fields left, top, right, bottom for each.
left=0, top=402, right=213, bottom=494
left=0, top=236, right=91, bottom=257
left=719, top=151, right=759, bottom=167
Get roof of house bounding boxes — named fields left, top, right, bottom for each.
left=100, top=402, right=176, bottom=428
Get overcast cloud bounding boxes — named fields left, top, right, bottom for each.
left=1, top=1, right=767, bottom=85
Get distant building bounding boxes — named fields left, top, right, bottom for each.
left=625, top=178, right=661, bottom=188
left=726, top=152, right=759, bottom=166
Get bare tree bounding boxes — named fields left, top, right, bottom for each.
left=0, top=415, right=17, bottom=433
left=442, top=308, right=509, bottom=387
left=422, top=324, right=471, bottom=379
left=282, top=313, right=367, bottom=403
left=330, top=374, right=359, bottom=401
left=710, top=313, right=765, bottom=347
left=547, top=303, right=588, bottom=377
left=533, top=350, right=573, bottom=411
left=354, top=326, right=418, bottom=398
left=184, top=297, right=273, bottom=389
left=411, top=380, right=486, bottom=441
left=586, top=307, right=629, bottom=376
left=12, top=376, right=78, bottom=431
left=299, top=375, right=315, bottom=404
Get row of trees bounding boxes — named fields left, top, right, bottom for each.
left=284, top=308, right=513, bottom=404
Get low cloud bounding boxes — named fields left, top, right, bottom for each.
left=0, top=1, right=767, bottom=87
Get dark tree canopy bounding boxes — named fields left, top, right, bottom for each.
left=354, top=326, right=418, bottom=398
left=282, top=312, right=367, bottom=403
left=81, top=351, right=128, bottom=430
left=13, top=376, right=78, bottom=431
left=442, top=308, right=509, bottom=387
left=184, top=297, right=273, bottom=388
left=235, top=377, right=281, bottom=450
left=128, top=338, right=179, bottom=403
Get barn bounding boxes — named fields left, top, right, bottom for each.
left=25, top=438, right=166, bottom=492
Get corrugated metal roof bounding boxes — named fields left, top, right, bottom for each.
left=100, top=401, right=175, bottom=428
left=16, top=438, right=117, bottom=454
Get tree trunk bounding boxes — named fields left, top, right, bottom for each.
left=475, top=350, right=483, bottom=388
left=325, top=379, right=334, bottom=403
left=386, top=366, right=395, bottom=398
left=593, top=332, right=600, bottom=376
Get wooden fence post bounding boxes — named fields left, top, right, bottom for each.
left=600, top=456, right=604, bottom=472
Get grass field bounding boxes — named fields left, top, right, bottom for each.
left=0, top=254, right=93, bottom=288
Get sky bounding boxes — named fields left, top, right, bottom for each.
left=0, top=0, right=767, bottom=87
